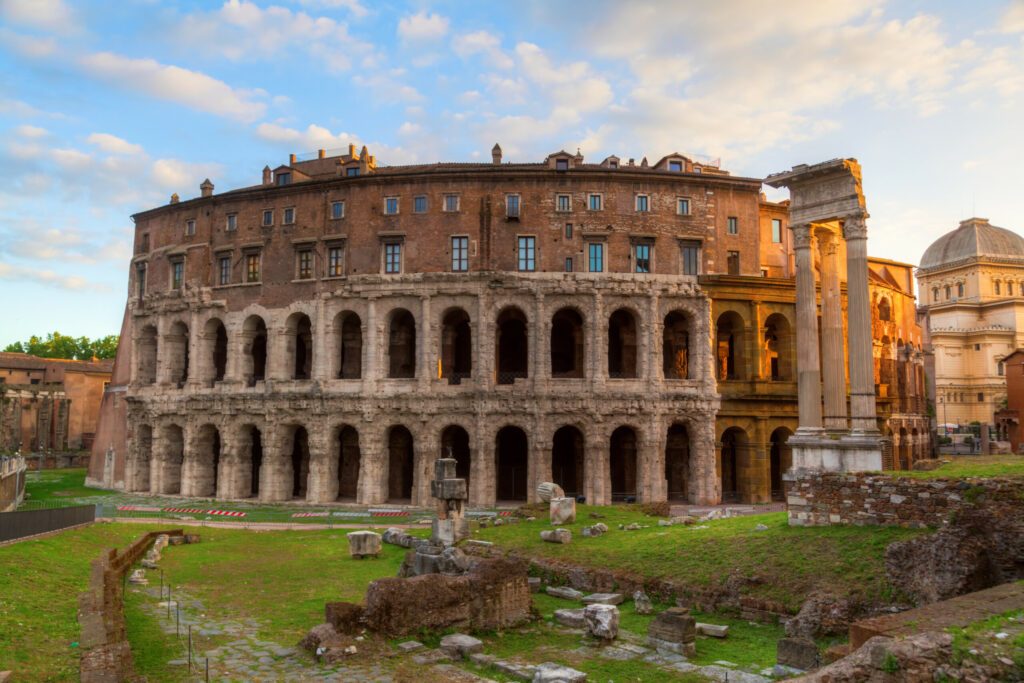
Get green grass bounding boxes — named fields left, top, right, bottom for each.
left=124, top=590, right=187, bottom=683
left=476, top=507, right=923, bottom=611
left=888, top=454, right=1024, bottom=479
left=20, top=468, right=109, bottom=504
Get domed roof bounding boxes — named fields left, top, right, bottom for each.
left=919, top=218, right=1024, bottom=271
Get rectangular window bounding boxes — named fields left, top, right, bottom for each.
left=331, top=201, right=345, bottom=220
left=385, top=197, right=399, bottom=215
left=588, top=242, right=604, bottom=273
left=218, top=256, right=231, bottom=285
left=185, top=219, right=196, bottom=236
left=771, top=218, right=782, bottom=243
left=226, top=214, right=237, bottom=232
left=297, top=249, right=313, bottom=279
left=451, top=236, right=469, bottom=272
left=414, top=195, right=428, bottom=213
left=276, top=172, right=291, bottom=186
left=140, top=232, right=150, bottom=252
left=681, top=241, right=701, bottom=276
left=978, top=392, right=985, bottom=402
left=727, top=250, right=740, bottom=275
left=635, top=243, right=651, bottom=273
left=283, top=207, right=295, bottom=225
left=384, top=243, right=402, bottom=273
left=136, top=264, right=146, bottom=299
left=346, top=167, right=359, bottom=177
left=517, top=236, right=536, bottom=272
left=556, top=194, right=571, bottom=212
left=669, top=160, right=683, bottom=172
left=565, top=223, right=573, bottom=239
left=727, top=216, right=738, bottom=235
left=506, top=194, right=520, bottom=218
left=246, top=253, right=260, bottom=283
left=327, top=246, right=345, bottom=277
left=588, top=193, right=602, bottom=211
left=565, top=257, right=573, bottom=272
left=444, top=194, right=460, bottom=212
left=262, top=209, right=273, bottom=227
left=555, top=158, right=569, bottom=171
left=676, top=198, right=690, bottom=215
left=171, top=260, right=184, bottom=290
left=636, top=195, right=649, bottom=212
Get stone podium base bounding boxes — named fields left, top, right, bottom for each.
left=786, top=429, right=883, bottom=473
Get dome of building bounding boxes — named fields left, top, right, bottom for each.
left=919, top=217, right=1024, bottom=271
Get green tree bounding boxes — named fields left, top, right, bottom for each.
left=2, top=332, right=119, bottom=360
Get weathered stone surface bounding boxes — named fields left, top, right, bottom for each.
left=696, top=622, right=729, bottom=638
left=546, top=586, right=583, bottom=601
left=128, top=569, right=148, bottom=585
left=325, top=601, right=363, bottom=634
left=397, top=640, right=423, bottom=652
left=536, top=482, right=565, bottom=503
left=581, top=523, right=606, bottom=538
left=383, top=527, right=425, bottom=549
left=549, top=497, right=576, bottom=525
left=439, top=633, right=483, bottom=659
left=533, top=662, right=587, bottom=682
left=582, top=592, right=623, bottom=606
left=647, top=607, right=695, bottom=655
left=553, top=608, right=586, bottom=628
left=528, top=577, right=542, bottom=593
left=583, top=604, right=619, bottom=640
left=633, top=591, right=653, bottom=614
left=432, top=518, right=470, bottom=546
left=431, top=478, right=468, bottom=501
left=346, top=530, right=382, bottom=558
left=785, top=593, right=857, bottom=639
left=777, top=637, right=819, bottom=671
left=298, top=623, right=343, bottom=653
left=540, top=529, right=571, bottom=544
left=796, top=632, right=954, bottom=681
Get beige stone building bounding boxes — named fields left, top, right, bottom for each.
left=917, top=218, right=1024, bottom=427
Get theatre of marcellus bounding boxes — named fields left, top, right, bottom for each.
left=87, top=145, right=930, bottom=507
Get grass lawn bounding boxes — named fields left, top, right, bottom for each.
left=19, top=467, right=109, bottom=504
left=887, top=454, right=1024, bottom=479
left=474, top=506, right=923, bottom=611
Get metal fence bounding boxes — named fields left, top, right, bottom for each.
left=0, top=504, right=95, bottom=543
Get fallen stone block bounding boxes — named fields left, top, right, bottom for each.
left=647, top=607, right=696, bottom=656
left=528, top=577, right=542, bottom=593
left=128, top=569, right=148, bottom=585
left=347, top=530, right=382, bottom=559
left=546, top=585, right=583, bottom=601
left=696, top=622, right=729, bottom=638
left=549, top=497, right=576, bottom=525
left=325, top=601, right=364, bottom=634
left=469, top=652, right=495, bottom=666
left=584, top=604, right=619, bottom=640
left=582, top=592, right=623, bottom=606
left=493, top=659, right=538, bottom=681
left=633, top=590, right=653, bottom=615
left=184, top=534, right=201, bottom=544
left=533, top=662, right=587, bottom=682
left=299, top=623, right=344, bottom=653
left=411, top=649, right=455, bottom=665
left=540, top=529, right=571, bottom=544
left=536, top=482, right=565, bottom=502
left=777, top=637, right=819, bottom=671
left=553, top=608, right=586, bottom=628
left=169, top=535, right=186, bottom=546
left=439, top=633, right=484, bottom=659
left=397, top=640, right=423, bottom=652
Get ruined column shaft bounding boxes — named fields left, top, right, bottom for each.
left=818, top=231, right=848, bottom=431
left=792, top=224, right=823, bottom=430
left=844, top=216, right=878, bottom=432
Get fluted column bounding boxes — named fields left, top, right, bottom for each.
left=792, top=223, right=823, bottom=430
left=418, top=295, right=432, bottom=389
left=843, top=215, right=878, bottom=432
left=818, top=231, right=848, bottom=431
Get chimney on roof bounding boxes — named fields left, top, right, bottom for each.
left=169, top=193, right=179, bottom=204
left=492, top=143, right=502, bottom=165
left=318, top=149, right=326, bottom=159
left=640, top=157, right=649, bottom=168
left=575, top=147, right=583, bottom=163
left=200, top=179, right=214, bottom=198
left=288, top=153, right=296, bottom=165
left=628, top=158, right=635, bottom=167
left=359, top=145, right=369, bottom=160
left=262, top=165, right=272, bottom=185
left=349, top=143, right=356, bottom=158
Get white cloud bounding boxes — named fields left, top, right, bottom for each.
left=87, top=133, right=143, bottom=155
left=351, top=73, right=423, bottom=104
left=295, top=0, right=368, bottom=18
left=514, top=42, right=613, bottom=113
left=254, top=122, right=418, bottom=164
left=1000, top=2, right=1024, bottom=33
left=452, top=30, right=514, bottom=69
left=0, top=0, right=77, bottom=35
left=0, top=262, right=109, bottom=291
left=959, top=44, right=1024, bottom=98
left=14, top=124, right=48, bottom=139
left=397, top=121, right=421, bottom=135
left=398, top=11, right=449, bottom=42
left=0, top=27, right=58, bottom=58
left=79, top=52, right=268, bottom=122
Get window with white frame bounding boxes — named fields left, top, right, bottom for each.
left=283, top=207, right=295, bottom=225
left=451, top=236, right=469, bottom=272
left=414, top=195, right=428, bottom=213
left=727, top=216, right=738, bottom=235
left=185, top=219, right=196, bottom=236
left=506, top=194, right=520, bottom=218
left=588, top=193, right=602, bottom=211
left=556, top=194, right=571, bottom=212
left=635, top=194, right=649, bottom=212
left=331, top=201, right=345, bottom=220
left=226, top=214, right=237, bottom=232
left=327, top=244, right=345, bottom=277
left=384, top=197, right=399, bottom=215
left=443, top=194, right=460, bottom=212
left=676, top=198, right=690, bottom=216
left=588, top=242, right=604, bottom=273
left=384, top=242, right=402, bottom=273
left=517, top=236, right=536, bottom=272
left=771, top=218, right=782, bottom=243
left=262, top=209, right=273, bottom=227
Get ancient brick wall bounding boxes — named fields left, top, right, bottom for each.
left=786, top=472, right=1024, bottom=527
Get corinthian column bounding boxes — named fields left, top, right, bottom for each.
left=843, top=215, right=878, bottom=432
left=818, top=230, right=848, bottom=431
left=792, top=223, right=822, bottom=430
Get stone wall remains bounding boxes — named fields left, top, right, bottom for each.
left=0, top=455, right=26, bottom=512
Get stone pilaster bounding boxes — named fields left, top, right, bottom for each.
left=792, top=223, right=823, bottom=430
left=305, top=427, right=333, bottom=503
left=818, top=231, right=848, bottom=431
left=843, top=215, right=878, bottom=433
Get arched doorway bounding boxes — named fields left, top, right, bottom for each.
left=662, top=311, right=690, bottom=379
left=763, top=314, right=792, bottom=381
left=769, top=427, right=793, bottom=501
left=610, top=426, right=638, bottom=502
left=136, top=325, right=158, bottom=385
left=387, top=426, right=415, bottom=502
left=551, top=426, right=584, bottom=498
left=132, top=424, right=153, bottom=492
left=720, top=427, right=747, bottom=503
left=495, top=426, right=528, bottom=501
left=245, top=425, right=263, bottom=498
left=167, top=321, right=190, bottom=386
left=193, top=424, right=221, bottom=498
left=286, top=313, right=313, bottom=380
left=336, top=425, right=360, bottom=501
left=551, top=308, right=585, bottom=378
left=441, top=309, right=472, bottom=384
left=898, top=427, right=910, bottom=470
left=716, top=312, right=745, bottom=380
left=203, top=318, right=228, bottom=384
left=289, top=426, right=310, bottom=499
left=665, top=423, right=689, bottom=501
left=334, top=311, right=362, bottom=379
left=160, top=424, right=185, bottom=495
left=496, top=307, right=528, bottom=384
left=608, top=308, right=638, bottom=378
left=388, top=309, right=417, bottom=379
left=242, top=316, right=268, bottom=386
left=441, top=425, right=471, bottom=487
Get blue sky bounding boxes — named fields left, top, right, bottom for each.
left=1, top=0, right=1023, bottom=346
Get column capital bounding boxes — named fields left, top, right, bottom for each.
left=842, top=214, right=869, bottom=241
left=791, top=222, right=814, bottom=249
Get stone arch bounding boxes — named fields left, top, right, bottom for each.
left=719, top=426, right=750, bottom=503
left=165, top=320, right=190, bottom=386
left=551, top=307, right=585, bottom=378
left=130, top=423, right=153, bottom=491
left=203, top=317, right=228, bottom=384
left=715, top=311, right=746, bottom=381
left=898, top=426, right=910, bottom=470
left=877, top=296, right=891, bottom=322
left=910, top=427, right=920, bottom=465
left=387, top=309, right=417, bottom=379
left=763, top=313, right=793, bottom=381
left=441, top=308, right=472, bottom=384
left=285, top=312, right=313, bottom=380
left=551, top=425, right=584, bottom=498
left=609, top=425, right=639, bottom=502
left=157, top=423, right=185, bottom=495
left=664, top=422, right=690, bottom=502
left=284, top=424, right=311, bottom=498
left=335, top=424, right=361, bottom=501
left=879, top=335, right=894, bottom=398
left=440, top=424, right=471, bottom=487
left=662, top=310, right=690, bottom=380
left=495, top=425, right=529, bottom=502
left=334, top=311, right=362, bottom=380
left=769, top=427, right=793, bottom=501
left=190, top=423, right=222, bottom=498
left=136, top=324, right=158, bottom=385
left=608, top=308, right=638, bottom=379
left=387, top=425, right=415, bottom=502
left=239, top=423, right=263, bottom=498
left=241, top=315, right=268, bottom=386
left=495, top=307, right=529, bottom=384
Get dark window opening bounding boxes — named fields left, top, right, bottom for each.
left=244, top=316, right=268, bottom=386
left=290, top=426, right=310, bottom=499
left=336, top=312, right=362, bottom=379
left=608, top=308, right=638, bottom=379
left=441, top=425, right=471, bottom=490
left=496, top=426, right=528, bottom=501
left=288, top=314, right=313, bottom=380
left=441, top=308, right=472, bottom=384
left=551, top=426, right=584, bottom=498
left=610, top=426, right=638, bottom=502
left=249, top=427, right=263, bottom=497
left=337, top=426, right=360, bottom=501
left=388, top=309, right=417, bottom=378
left=665, top=423, right=689, bottom=501
left=550, top=308, right=585, bottom=378
left=716, top=311, right=744, bottom=380
left=387, top=426, right=415, bottom=502
left=496, top=307, right=528, bottom=384
left=662, top=311, right=690, bottom=379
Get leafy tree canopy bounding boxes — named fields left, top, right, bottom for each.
left=3, top=332, right=119, bottom=360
